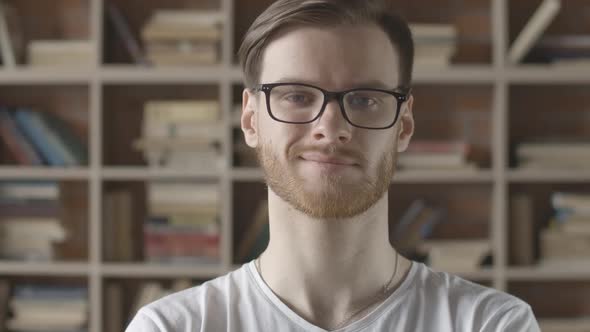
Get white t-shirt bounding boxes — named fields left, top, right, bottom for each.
left=126, top=261, right=540, bottom=332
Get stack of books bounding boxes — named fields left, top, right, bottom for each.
left=535, top=35, right=590, bottom=68
left=398, top=140, right=475, bottom=170
left=27, top=40, right=94, bottom=67
left=410, top=23, right=457, bottom=67
left=144, top=181, right=221, bottom=264
left=0, top=108, right=87, bottom=166
left=419, top=239, right=491, bottom=272
left=0, top=182, right=66, bottom=261
left=6, top=284, right=87, bottom=331
left=515, top=139, right=590, bottom=169
left=141, top=10, right=223, bottom=66
left=540, top=192, right=590, bottom=265
left=133, top=99, right=224, bottom=170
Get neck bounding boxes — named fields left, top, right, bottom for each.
left=258, top=189, right=410, bottom=329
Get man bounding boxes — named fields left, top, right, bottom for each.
left=127, top=0, right=540, bottom=331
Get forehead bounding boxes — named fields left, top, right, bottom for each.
left=259, top=24, right=400, bottom=90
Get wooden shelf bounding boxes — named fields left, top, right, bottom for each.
left=100, top=65, right=231, bottom=84
left=539, top=318, right=590, bottom=332
left=507, top=263, right=590, bottom=281
left=507, top=169, right=590, bottom=182
left=412, top=66, right=496, bottom=83
left=101, top=167, right=222, bottom=180
left=100, top=263, right=224, bottom=278
left=0, top=261, right=90, bottom=276
left=507, top=66, right=590, bottom=84
left=0, top=167, right=91, bottom=179
left=0, top=68, right=94, bottom=84
left=393, top=169, right=494, bottom=183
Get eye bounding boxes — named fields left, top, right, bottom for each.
left=285, top=94, right=308, bottom=104
left=349, top=96, right=376, bottom=107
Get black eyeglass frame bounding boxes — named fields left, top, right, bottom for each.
left=251, top=82, right=411, bottom=130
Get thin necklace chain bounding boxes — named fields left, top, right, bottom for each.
left=255, top=251, right=399, bottom=330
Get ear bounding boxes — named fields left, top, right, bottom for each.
left=241, top=88, right=259, bottom=148
left=396, top=94, right=414, bottom=153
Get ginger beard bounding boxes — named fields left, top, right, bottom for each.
left=255, top=140, right=397, bottom=219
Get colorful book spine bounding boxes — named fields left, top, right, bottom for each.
left=13, top=110, right=67, bottom=166
left=0, top=109, right=43, bottom=165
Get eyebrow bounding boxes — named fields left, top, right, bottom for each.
left=271, top=77, right=396, bottom=90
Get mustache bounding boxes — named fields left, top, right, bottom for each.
left=289, top=144, right=368, bottom=166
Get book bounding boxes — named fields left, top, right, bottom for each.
left=558, top=219, right=590, bottom=235
left=27, top=40, right=94, bottom=66
left=0, top=279, right=11, bottom=330
left=143, top=100, right=220, bottom=123
left=405, top=140, right=470, bottom=154
left=552, top=192, right=590, bottom=214
left=0, top=181, right=59, bottom=201
left=397, top=154, right=474, bottom=170
left=149, top=203, right=219, bottom=216
left=409, top=23, right=457, bottom=67
left=13, top=110, right=68, bottom=166
left=532, top=35, right=590, bottom=64
left=147, top=216, right=219, bottom=232
left=103, top=190, right=135, bottom=261
left=0, top=108, right=43, bottom=165
left=147, top=49, right=219, bottom=66
left=54, top=182, right=89, bottom=260
left=143, top=121, right=224, bottom=140
left=133, top=137, right=219, bottom=150
left=39, top=112, right=88, bottom=165
left=516, top=140, right=590, bottom=169
left=0, top=1, right=16, bottom=67
left=141, top=16, right=222, bottom=42
left=0, top=200, right=59, bottom=219
left=150, top=10, right=225, bottom=27
left=409, top=24, right=457, bottom=40
left=420, top=239, right=490, bottom=272
left=509, top=194, right=535, bottom=265
left=7, top=284, right=88, bottom=330
left=11, top=285, right=87, bottom=300
left=148, top=182, right=220, bottom=206
left=106, top=3, right=149, bottom=66
left=105, top=282, right=124, bottom=332
left=145, top=40, right=218, bottom=55
left=0, top=218, right=66, bottom=260
left=508, top=0, right=561, bottom=64
left=541, top=229, right=590, bottom=260
left=517, top=141, right=590, bottom=158
left=398, top=140, right=472, bottom=170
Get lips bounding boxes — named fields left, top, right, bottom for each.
left=299, top=152, right=358, bottom=166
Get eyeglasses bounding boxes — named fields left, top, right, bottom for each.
left=252, top=82, right=410, bottom=130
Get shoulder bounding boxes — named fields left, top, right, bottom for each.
left=409, top=263, right=539, bottom=331
left=126, top=263, right=253, bottom=332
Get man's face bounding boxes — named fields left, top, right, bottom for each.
left=242, top=24, right=414, bottom=219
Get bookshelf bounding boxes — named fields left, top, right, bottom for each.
left=1, top=0, right=590, bottom=331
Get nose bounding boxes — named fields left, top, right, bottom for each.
left=311, top=99, right=352, bottom=144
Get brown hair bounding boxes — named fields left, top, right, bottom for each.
left=238, top=0, right=414, bottom=91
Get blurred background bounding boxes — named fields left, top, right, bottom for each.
left=0, top=0, right=589, bottom=331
